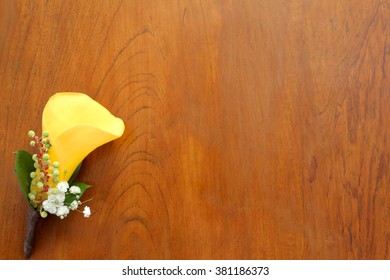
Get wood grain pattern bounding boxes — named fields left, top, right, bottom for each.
left=0, top=0, right=389, bottom=259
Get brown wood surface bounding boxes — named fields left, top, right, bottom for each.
left=0, top=0, right=389, bottom=260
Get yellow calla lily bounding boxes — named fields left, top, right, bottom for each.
left=42, top=92, right=125, bottom=182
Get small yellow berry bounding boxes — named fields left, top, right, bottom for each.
left=28, top=130, right=35, bottom=137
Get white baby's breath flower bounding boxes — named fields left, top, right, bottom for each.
left=48, top=192, right=65, bottom=205
left=56, top=192, right=66, bottom=202
left=69, top=186, right=81, bottom=194
left=83, top=206, right=91, bottom=218
left=57, top=181, right=69, bottom=193
left=43, top=189, right=67, bottom=217
left=42, top=200, right=57, bottom=214
left=69, top=200, right=78, bottom=210
left=56, top=205, right=70, bottom=219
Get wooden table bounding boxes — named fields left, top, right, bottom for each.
left=0, top=0, right=389, bottom=259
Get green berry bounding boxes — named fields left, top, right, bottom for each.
left=28, top=130, right=35, bottom=138
left=30, top=172, right=36, bottom=179
left=37, top=182, right=43, bottom=188
left=53, top=169, right=60, bottom=177
left=39, top=172, right=45, bottom=178
left=53, top=161, right=60, bottom=168
left=30, top=141, right=36, bottom=147
left=42, top=154, right=50, bottom=160
left=40, top=211, right=48, bottom=218
left=31, top=179, right=37, bottom=186
left=34, top=162, right=41, bottom=169
left=32, top=154, right=38, bottom=161
left=28, top=193, right=35, bottom=201
left=53, top=177, right=59, bottom=183
left=42, top=131, right=49, bottom=137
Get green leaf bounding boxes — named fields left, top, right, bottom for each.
left=14, top=150, right=35, bottom=206
left=65, top=181, right=91, bottom=204
left=68, top=162, right=82, bottom=185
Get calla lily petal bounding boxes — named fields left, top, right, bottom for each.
left=42, top=92, right=125, bottom=181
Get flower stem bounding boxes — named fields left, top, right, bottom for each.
left=24, top=207, right=40, bottom=259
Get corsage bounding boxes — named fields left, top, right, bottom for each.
left=14, top=92, right=125, bottom=258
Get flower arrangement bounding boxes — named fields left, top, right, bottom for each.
left=14, top=92, right=125, bottom=258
